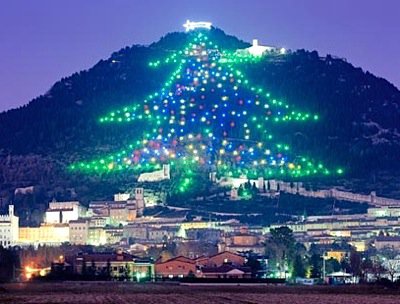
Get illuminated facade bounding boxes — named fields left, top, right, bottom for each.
left=87, top=227, right=107, bottom=246
left=19, top=224, right=69, bottom=246
left=88, top=188, right=144, bottom=224
left=246, top=39, right=274, bottom=56
left=0, top=205, right=19, bottom=247
left=45, top=200, right=86, bottom=224
left=138, top=164, right=170, bottom=182
left=69, top=219, right=89, bottom=245
left=114, top=193, right=130, bottom=201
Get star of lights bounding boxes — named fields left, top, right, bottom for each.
left=183, top=20, right=212, bottom=32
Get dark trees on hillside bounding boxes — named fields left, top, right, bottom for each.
left=0, top=246, right=20, bottom=282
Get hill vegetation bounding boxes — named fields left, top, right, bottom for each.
left=0, top=28, right=399, bottom=218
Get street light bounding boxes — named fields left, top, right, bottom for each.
left=322, top=251, right=327, bottom=283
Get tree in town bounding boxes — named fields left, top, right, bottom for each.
left=309, top=253, right=323, bottom=279
left=265, top=226, right=297, bottom=278
left=292, top=254, right=306, bottom=278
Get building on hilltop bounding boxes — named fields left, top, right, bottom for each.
left=0, top=205, right=19, bottom=247
left=235, top=39, right=286, bottom=57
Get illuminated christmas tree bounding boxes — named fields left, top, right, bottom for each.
left=70, top=30, right=343, bottom=192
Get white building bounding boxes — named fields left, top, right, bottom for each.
left=114, top=193, right=130, bottom=202
left=45, top=200, right=86, bottom=224
left=138, top=164, right=170, bottom=182
left=236, top=39, right=286, bottom=57
left=19, top=224, right=69, bottom=246
left=247, top=39, right=275, bottom=56
left=0, top=205, right=19, bottom=247
left=368, top=207, right=400, bottom=218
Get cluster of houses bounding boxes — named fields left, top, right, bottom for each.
left=3, top=189, right=400, bottom=256
left=14, top=188, right=146, bottom=246
left=46, top=250, right=252, bottom=281
left=269, top=206, right=400, bottom=252
left=4, top=179, right=400, bottom=282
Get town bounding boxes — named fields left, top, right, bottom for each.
left=1, top=3, right=400, bottom=302
left=2, top=171, right=400, bottom=284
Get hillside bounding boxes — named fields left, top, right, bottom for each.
left=0, top=27, right=399, bottom=221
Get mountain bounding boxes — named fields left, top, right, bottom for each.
left=0, top=27, right=399, bottom=223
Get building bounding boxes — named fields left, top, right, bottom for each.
left=155, top=256, right=198, bottom=279
left=200, top=265, right=252, bottom=279
left=375, top=236, right=400, bottom=251
left=71, top=250, right=154, bottom=281
left=88, top=188, right=144, bottom=225
left=19, top=224, right=69, bottom=246
left=246, top=39, right=275, bottom=56
left=198, top=251, right=246, bottom=268
left=148, top=226, right=180, bottom=242
left=123, top=224, right=149, bottom=241
left=105, top=227, right=123, bottom=245
left=219, top=228, right=265, bottom=255
left=87, top=227, right=107, bottom=246
left=325, top=250, right=350, bottom=262
left=45, top=200, right=86, bottom=224
left=186, top=228, right=222, bottom=243
left=234, top=39, right=284, bottom=57
left=155, top=251, right=246, bottom=279
left=0, top=205, right=19, bottom=247
left=138, top=164, right=170, bottom=182
left=114, top=193, right=130, bottom=202
left=368, top=207, right=400, bottom=218
left=69, top=219, right=89, bottom=245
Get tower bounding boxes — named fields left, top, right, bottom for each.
left=135, top=188, right=145, bottom=216
left=8, top=204, right=14, bottom=217
left=163, top=164, right=171, bottom=180
left=135, top=188, right=144, bottom=201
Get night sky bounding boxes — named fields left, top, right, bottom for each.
left=0, top=0, right=399, bottom=112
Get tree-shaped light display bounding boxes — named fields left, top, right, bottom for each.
left=70, top=31, right=343, bottom=191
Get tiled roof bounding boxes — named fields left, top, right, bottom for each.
left=76, top=252, right=136, bottom=262
left=157, top=256, right=196, bottom=265
left=208, top=251, right=244, bottom=259
left=201, top=265, right=251, bottom=274
left=376, top=236, right=400, bottom=242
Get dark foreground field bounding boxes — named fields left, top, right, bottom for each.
left=1, top=282, right=400, bottom=304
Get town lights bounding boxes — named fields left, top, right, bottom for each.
left=24, top=264, right=50, bottom=280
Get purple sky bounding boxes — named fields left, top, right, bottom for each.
left=0, top=0, right=399, bottom=112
